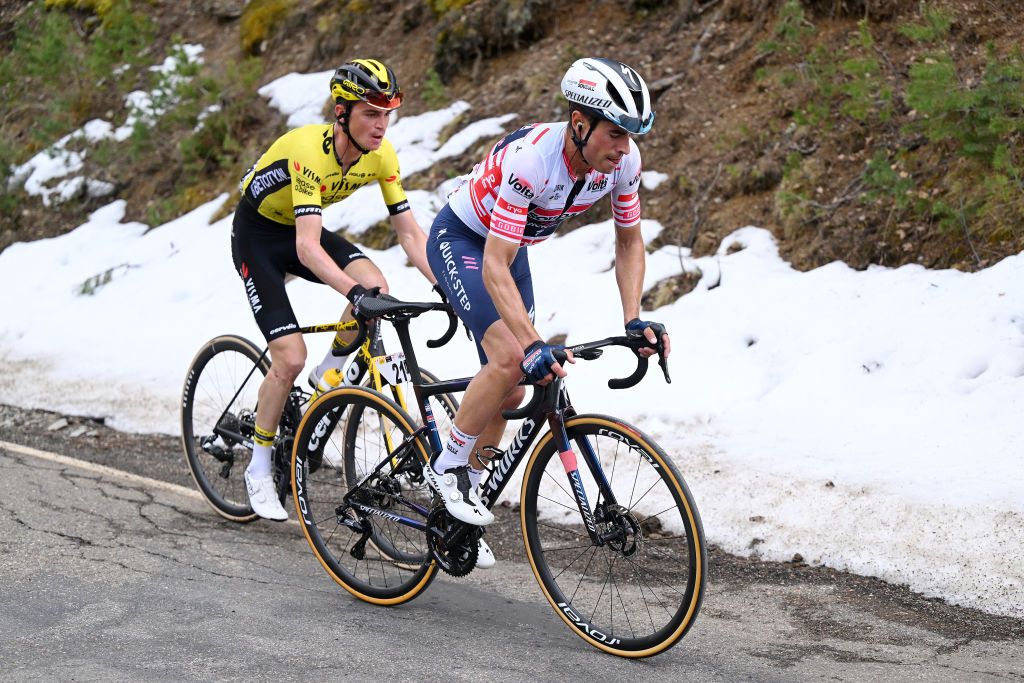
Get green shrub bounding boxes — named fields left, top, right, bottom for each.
left=240, top=0, right=293, bottom=55
left=898, top=4, right=952, bottom=43
left=421, top=69, right=448, bottom=108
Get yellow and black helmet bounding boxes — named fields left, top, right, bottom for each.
left=330, top=59, right=402, bottom=111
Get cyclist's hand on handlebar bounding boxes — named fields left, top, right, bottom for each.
left=521, top=340, right=575, bottom=385
left=626, top=318, right=671, bottom=359
left=346, top=284, right=381, bottom=318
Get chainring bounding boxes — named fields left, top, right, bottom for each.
left=426, top=503, right=480, bottom=577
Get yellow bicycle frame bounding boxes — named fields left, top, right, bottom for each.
left=301, top=320, right=410, bottom=453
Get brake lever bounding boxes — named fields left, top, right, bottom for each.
left=657, top=341, right=671, bottom=384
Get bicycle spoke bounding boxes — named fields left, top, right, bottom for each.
left=540, top=469, right=576, bottom=506
left=523, top=417, right=704, bottom=654
left=551, top=544, right=597, bottom=582
left=537, top=493, right=583, bottom=515
left=568, top=545, right=600, bottom=605
left=619, top=553, right=687, bottom=602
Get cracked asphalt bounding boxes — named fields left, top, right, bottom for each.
left=1, top=403, right=1022, bottom=681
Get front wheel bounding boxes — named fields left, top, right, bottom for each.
left=180, top=335, right=269, bottom=522
left=521, top=414, right=706, bottom=658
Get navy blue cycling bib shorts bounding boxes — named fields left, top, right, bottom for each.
left=426, top=204, right=534, bottom=364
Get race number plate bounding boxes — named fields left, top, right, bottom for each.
left=374, top=352, right=410, bottom=386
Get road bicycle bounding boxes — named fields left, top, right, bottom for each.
left=291, top=294, right=706, bottom=658
left=180, top=309, right=459, bottom=523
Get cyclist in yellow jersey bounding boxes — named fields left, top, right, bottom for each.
left=231, top=59, right=438, bottom=521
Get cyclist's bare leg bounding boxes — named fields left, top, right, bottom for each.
left=451, top=319, right=526, bottom=469
left=255, top=332, right=307, bottom=434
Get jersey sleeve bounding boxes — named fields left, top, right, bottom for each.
left=288, top=155, right=324, bottom=220
left=376, top=140, right=410, bottom=215
left=611, top=141, right=643, bottom=228
left=489, top=143, right=544, bottom=244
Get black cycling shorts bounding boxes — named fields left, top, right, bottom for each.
left=231, top=197, right=368, bottom=342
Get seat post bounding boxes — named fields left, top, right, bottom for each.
left=391, top=317, right=421, bottom=380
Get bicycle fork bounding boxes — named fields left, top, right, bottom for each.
left=548, top=415, right=626, bottom=549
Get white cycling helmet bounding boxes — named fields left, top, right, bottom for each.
left=561, top=58, right=654, bottom=135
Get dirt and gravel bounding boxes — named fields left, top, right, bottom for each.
left=2, top=399, right=1020, bottom=649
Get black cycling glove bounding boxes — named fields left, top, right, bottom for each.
left=346, top=284, right=380, bottom=317
left=521, top=340, right=565, bottom=383
left=626, top=318, right=667, bottom=345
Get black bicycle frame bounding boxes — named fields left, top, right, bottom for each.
left=380, top=316, right=620, bottom=547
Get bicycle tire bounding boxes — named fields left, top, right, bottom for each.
left=349, top=366, right=458, bottom=563
left=520, top=414, right=706, bottom=658
left=180, top=334, right=269, bottom=522
left=292, top=386, right=437, bottom=605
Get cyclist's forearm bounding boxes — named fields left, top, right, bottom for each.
left=295, top=219, right=359, bottom=295
left=391, top=211, right=436, bottom=284
left=299, top=244, right=359, bottom=294
left=614, top=227, right=646, bottom=324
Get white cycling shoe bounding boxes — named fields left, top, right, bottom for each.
left=476, top=538, right=495, bottom=569
left=423, top=462, right=495, bottom=526
left=244, top=469, right=288, bottom=521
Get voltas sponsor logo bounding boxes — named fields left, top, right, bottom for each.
left=507, top=173, right=535, bottom=199
left=587, top=175, right=608, bottom=193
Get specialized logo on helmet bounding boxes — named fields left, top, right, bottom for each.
left=564, top=89, right=613, bottom=109
left=615, top=64, right=642, bottom=89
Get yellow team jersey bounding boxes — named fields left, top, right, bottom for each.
left=239, top=123, right=409, bottom=226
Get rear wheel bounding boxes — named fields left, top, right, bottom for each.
left=348, top=366, right=457, bottom=562
left=292, top=386, right=437, bottom=604
left=521, top=414, right=706, bottom=658
left=180, top=335, right=269, bottom=522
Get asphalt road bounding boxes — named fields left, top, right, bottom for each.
left=1, top=439, right=1022, bottom=682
